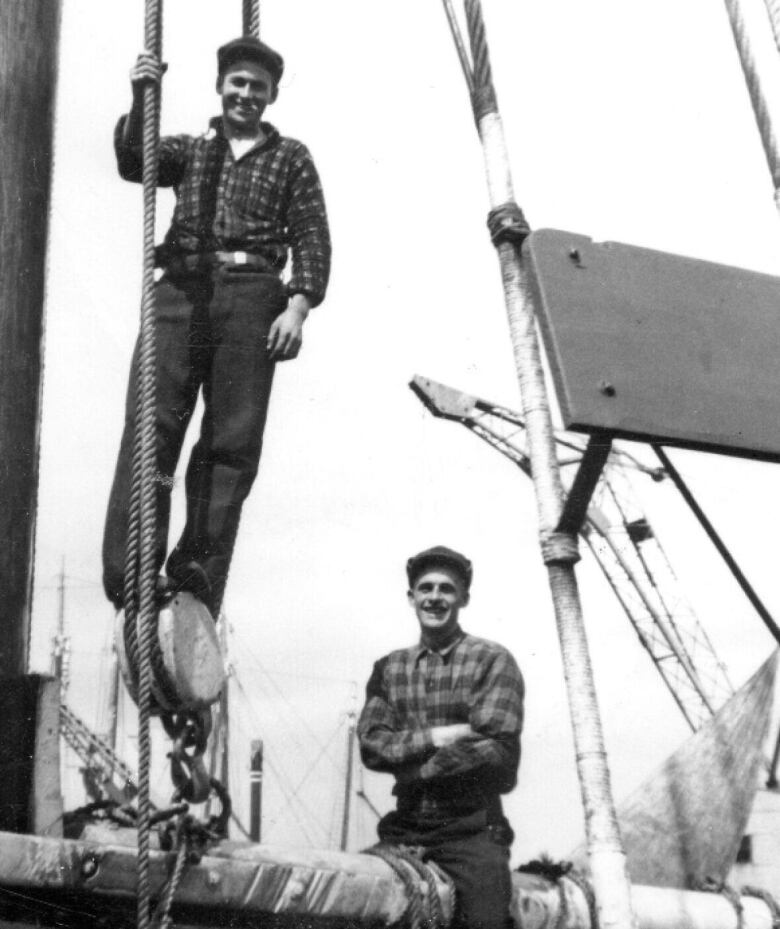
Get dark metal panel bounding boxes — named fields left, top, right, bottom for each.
left=0, top=1, right=62, bottom=675
left=523, top=230, right=780, bottom=461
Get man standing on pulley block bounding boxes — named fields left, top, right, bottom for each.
left=103, top=36, right=331, bottom=617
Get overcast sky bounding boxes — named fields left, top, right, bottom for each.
left=29, top=0, right=780, bottom=858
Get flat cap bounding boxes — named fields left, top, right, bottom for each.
left=406, top=545, right=473, bottom=590
left=217, top=36, right=284, bottom=84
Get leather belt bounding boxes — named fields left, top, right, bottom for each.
left=161, top=251, right=279, bottom=275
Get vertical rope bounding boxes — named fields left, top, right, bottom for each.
left=722, top=0, right=780, bottom=207
left=125, top=2, right=164, bottom=927
left=441, top=3, right=636, bottom=929
left=243, top=0, right=260, bottom=37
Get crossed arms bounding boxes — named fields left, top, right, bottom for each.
left=357, top=646, right=524, bottom=794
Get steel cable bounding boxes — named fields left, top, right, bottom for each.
left=763, top=0, right=780, bottom=56
left=722, top=0, right=780, bottom=204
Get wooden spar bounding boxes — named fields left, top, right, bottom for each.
left=440, top=5, right=635, bottom=929
left=0, top=831, right=775, bottom=929
left=0, top=1, right=61, bottom=678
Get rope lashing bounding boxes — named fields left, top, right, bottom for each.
left=722, top=0, right=780, bottom=205
left=487, top=202, right=531, bottom=247
left=540, top=530, right=581, bottom=566
left=366, top=844, right=453, bottom=929
left=742, top=885, right=780, bottom=929
left=243, top=0, right=260, bottom=37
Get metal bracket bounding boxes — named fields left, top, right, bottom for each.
left=556, top=433, right=613, bottom=535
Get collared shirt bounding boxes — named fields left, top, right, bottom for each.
left=115, top=116, right=331, bottom=307
left=358, top=627, right=524, bottom=823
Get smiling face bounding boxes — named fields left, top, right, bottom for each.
left=217, top=59, right=277, bottom=137
left=408, top=565, right=470, bottom=646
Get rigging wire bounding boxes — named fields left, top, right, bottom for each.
left=282, top=717, right=349, bottom=823
left=722, top=0, right=780, bottom=203
left=762, top=0, right=780, bottom=57
left=231, top=630, right=345, bottom=770
left=231, top=675, right=324, bottom=846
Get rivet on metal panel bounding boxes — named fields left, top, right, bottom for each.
left=599, top=380, right=616, bottom=397
left=81, top=853, right=100, bottom=879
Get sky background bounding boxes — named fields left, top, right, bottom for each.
left=27, top=0, right=780, bottom=861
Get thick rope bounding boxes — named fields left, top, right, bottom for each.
left=722, top=0, right=780, bottom=206
left=124, top=2, right=164, bottom=927
left=243, top=0, right=260, bottom=37
left=441, top=4, right=635, bottom=929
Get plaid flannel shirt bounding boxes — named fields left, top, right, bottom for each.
left=115, top=116, right=331, bottom=307
left=358, top=628, right=524, bottom=821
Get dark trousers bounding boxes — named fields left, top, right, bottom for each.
left=102, top=268, right=286, bottom=615
left=378, top=810, right=515, bottom=929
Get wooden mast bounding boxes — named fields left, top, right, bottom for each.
left=0, top=1, right=61, bottom=677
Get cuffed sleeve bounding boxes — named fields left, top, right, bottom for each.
left=114, top=115, right=188, bottom=188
